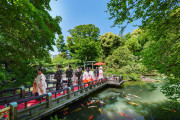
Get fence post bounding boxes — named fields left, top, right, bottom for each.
left=90, top=81, right=93, bottom=89
left=68, top=87, right=71, bottom=99
left=10, top=102, right=18, bottom=120
left=81, top=84, right=84, bottom=93
left=100, top=79, right=102, bottom=85
left=95, top=81, right=97, bottom=88
left=21, top=87, right=25, bottom=98
left=47, top=93, right=52, bottom=108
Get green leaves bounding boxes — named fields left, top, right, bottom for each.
left=56, top=35, right=67, bottom=53
left=106, top=0, right=179, bottom=33
left=99, top=32, right=124, bottom=58
left=66, top=24, right=100, bottom=61
left=0, top=0, right=62, bottom=89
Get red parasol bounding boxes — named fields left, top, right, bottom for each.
left=93, top=62, right=105, bottom=65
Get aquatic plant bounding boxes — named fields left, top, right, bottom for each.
left=50, top=115, right=58, bottom=120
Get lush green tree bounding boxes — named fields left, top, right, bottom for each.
left=107, top=0, right=180, bottom=78
left=124, top=28, right=150, bottom=56
left=107, top=1, right=179, bottom=100
left=56, top=35, right=66, bottom=53
left=105, top=46, right=135, bottom=70
left=106, top=0, right=179, bottom=32
left=99, top=32, right=124, bottom=58
left=66, top=24, right=100, bottom=61
left=0, top=0, right=62, bottom=89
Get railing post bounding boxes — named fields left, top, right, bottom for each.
left=100, top=79, right=102, bottom=85
left=10, top=102, right=18, bottom=120
left=97, top=79, right=99, bottom=86
left=21, top=87, right=25, bottom=98
left=119, top=75, right=123, bottom=82
left=95, top=80, right=97, bottom=88
left=102, top=78, right=104, bottom=84
left=47, top=93, right=52, bottom=108
left=81, top=84, right=84, bottom=93
left=90, top=81, right=93, bottom=89
left=68, top=87, right=71, bottom=99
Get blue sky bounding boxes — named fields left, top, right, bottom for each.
left=49, top=0, right=141, bottom=55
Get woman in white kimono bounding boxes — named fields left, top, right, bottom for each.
left=98, top=66, right=103, bottom=79
left=33, top=68, right=47, bottom=96
left=83, top=69, right=89, bottom=83
left=88, top=67, right=94, bottom=81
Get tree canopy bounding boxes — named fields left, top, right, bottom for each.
left=56, top=35, right=66, bottom=53
left=0, top=0, right=62, bottom=89
left=107, top=0, right=180, bottom=78
left=66, top=24, right=100, bottom=61
left=99, top=32, right=124, bottom=58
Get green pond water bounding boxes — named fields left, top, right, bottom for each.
left=44, top=82, right=180, bottom=120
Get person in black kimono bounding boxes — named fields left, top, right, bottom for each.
left=66, top=65, right=73, bottom=87
left=54, top=65, right=63, bottom=91
left=94, top=67, right=99, bottom=80
left=75, top=66, right=82, bottom=89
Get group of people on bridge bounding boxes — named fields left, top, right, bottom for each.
left=32, top=65, right=103, bottom=97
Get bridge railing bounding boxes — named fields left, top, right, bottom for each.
left=5, top=77, right=107, bottom=120
left=0, top=81, right=59, bottom=104
left=0, top=74, right=123, bottom=103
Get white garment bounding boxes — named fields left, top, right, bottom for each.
left=33, top=73, right=47, bottom=95
left=98, top=69, right=103, bottom=79
left=89, top=70, right=94, bottom=81
left=83, top=71, right=89, bottom=80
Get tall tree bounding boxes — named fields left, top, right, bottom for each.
left=99, top=32, right=124, bottom=58
left=0, top=0, right=62, bottom=89
left=66, top=24, right=100, bottom=61
left=56, top=35, right=66, bottom=53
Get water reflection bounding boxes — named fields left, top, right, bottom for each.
left=44, top=82, right=180, bottom=120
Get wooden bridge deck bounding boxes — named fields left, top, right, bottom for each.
left=0, top=76, right=124, bottom=120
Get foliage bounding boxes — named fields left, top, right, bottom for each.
left=141, top=20, right=180, bottom=78
left=56, top=35, right=67, bottom=52
left=106, top=0, right=179, bottom=32
left=128, top=73, right=141, bottom=81
left=99, top=32, right=124, bottom=58
left=105, top=46, right=135, bottom=69
left=161, top=77, right=180, bottom=101
left=107, top=0, right=180, bottom=78
left=50, top=115, right=58, bottom=120
left=0, top=0, right=62, bottom=90
left=52, top=53, right=81, bottom=71
left=66, top=24, right=101, bottom=61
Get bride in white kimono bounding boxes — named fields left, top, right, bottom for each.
left=33, top=69, right=47, bottom=96
left=98, top=66, right=103, bottom=79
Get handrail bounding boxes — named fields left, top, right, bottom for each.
left=16, top=78, right=106, bottom=104
left=0, top=76, right=124, bottom=120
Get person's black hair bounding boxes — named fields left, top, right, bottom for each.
left=58, top=64, right=61, bottom=68
left=38, top=68, right=42, bottom=72
left=69, top=65, right=71, bottom=68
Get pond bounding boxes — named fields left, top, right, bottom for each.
left=44, top=82, right=180, bottom=120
